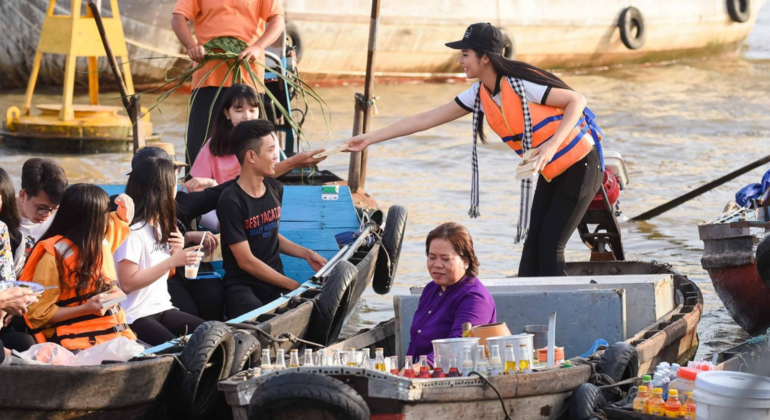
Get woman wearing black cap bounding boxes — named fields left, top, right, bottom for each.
left=343, top=22, right=605, bottom=277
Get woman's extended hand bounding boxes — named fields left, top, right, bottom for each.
left=0, top=287, right=38, bottom=316
left=169, top=245, right=203, bottom=268
left=304, top=250, right=328, bottom=272
left=114, top=193, right=135, bottom=224
left=343, top=136, right=370, bottom=152
left=185, top=231, right=219, bottom=256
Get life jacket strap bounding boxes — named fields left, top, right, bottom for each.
left=50, top=323, right=130, bottom=342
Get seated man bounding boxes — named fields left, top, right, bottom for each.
left=17, top=158, right=68, bottom=243
left=217, top=120, right=327, bottom=319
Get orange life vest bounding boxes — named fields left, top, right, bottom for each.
left=479, top=80, right=604, bottom=181
left=22, top=236, right=136, bottom=350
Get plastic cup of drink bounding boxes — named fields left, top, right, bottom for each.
left=185, top=251, right=204, bottom=279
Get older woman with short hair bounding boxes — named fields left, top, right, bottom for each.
left=406, top=222, right=496, bottom=366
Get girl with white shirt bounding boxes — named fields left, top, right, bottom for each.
left=343, top=22, right=606, bottom=277
left=115, top=157, right=204, bottom=345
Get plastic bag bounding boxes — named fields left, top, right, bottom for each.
left=20, top=342, right=77, bottom=366
left=74, top=337, right=144, bottom=366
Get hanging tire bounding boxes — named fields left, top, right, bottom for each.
left=597, top=342, right=639, bottom=392
left=170, top=321, right=235, bottom=420
left=248, top=372, right=370, bottom=420
left=308, top=260, right=358, bottom=346
left=372, top=205, right=408, bottom=295
left=229, top=330, right=261, bottom=376
left=618, top=7, right=646, bottom=50
left=569, top=383, right=606, bottom=420
left=757, top=234, right=770, bottom=288
left=285, top=21, right=303, bottom=63
left=727, top=0, right=751, bottom=23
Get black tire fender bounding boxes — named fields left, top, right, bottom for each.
left=248, top=372, right=370, bottom=420
left=757, top=234, right=770, bottom=288
left=727, top=0, right=751, bottom=23
left=308, top=260, right=358, bottom=346
left=596, top=342, right=639, bottom=391
left=171, top=321, right=235, bottom=420
left=569, top=383, right=607, bottom=420
left=618, top=7, right=646, bottom=50
left=285, top=21, right=303, bottom=63
left=229, top=330, right=261, bottom=377
left=373, top=205, right=408, bottom=295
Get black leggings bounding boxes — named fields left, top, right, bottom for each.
left=168, top=276, right=225, bottom=322
left=0, top=328, right=36, bottom=352
left=130, top=309, right=204, bottom=346
left=186, top=87, right=229, bottom=166
left=518, top=148, right=603, bottom=277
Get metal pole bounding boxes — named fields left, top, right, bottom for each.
left=359, top=0, right=381, bottom=190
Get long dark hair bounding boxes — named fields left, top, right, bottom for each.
left=126, top=157, right=177, bottom=244
left=0, top=167, right=22, bottom=252
left=473, top=48, right=573, bottom=143
left=38, top=184, right=111, bottom=295
left=209, top=84, right=261, bottom=157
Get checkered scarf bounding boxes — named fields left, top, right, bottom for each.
left=469, top=77, right=534, bottom=244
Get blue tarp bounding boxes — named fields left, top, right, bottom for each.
left=736, top=168, right=770, bottom=207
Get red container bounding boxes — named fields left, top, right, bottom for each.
left=588, top=170, right=620, bottom=211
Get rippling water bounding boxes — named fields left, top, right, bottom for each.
left=2, top=5, right=769, bottom=360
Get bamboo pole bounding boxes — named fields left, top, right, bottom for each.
left=348, top=94, right=365, bottom=192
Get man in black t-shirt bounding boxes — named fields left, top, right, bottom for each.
left=217, top=120, right=327, bottom=319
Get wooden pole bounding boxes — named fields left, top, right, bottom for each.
left=359, top=0, right=381, bottom=190
left=348, top=93, right=365, bottom=193
left=130, top=96, right=146, bottom=151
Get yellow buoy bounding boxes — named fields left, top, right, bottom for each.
left=0, top=0, right=158, bottom=153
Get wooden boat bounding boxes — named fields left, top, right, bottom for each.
left=0, top=0, right=765, bottom=87
left=698, top=208, right=770, bottom=335
left=0, top=184, right=406, bottom=420
left=219, top=260, right=703, bottom=420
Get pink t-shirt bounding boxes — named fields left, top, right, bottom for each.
left=190, top=141, right=241, bottom=184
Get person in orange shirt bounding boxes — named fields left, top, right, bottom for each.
left=171, top=0, right=286, bottom=165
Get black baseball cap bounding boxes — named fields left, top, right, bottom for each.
left=445, top=22, right=505, bottom=54
left=130, top=143, right=188, bottom=171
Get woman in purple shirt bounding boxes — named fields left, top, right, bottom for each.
left=406, top=222, right=497, bottom=366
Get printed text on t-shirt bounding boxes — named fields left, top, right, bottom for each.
left=244, top=206, right=281, bottom=238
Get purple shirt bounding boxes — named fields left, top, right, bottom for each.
left=406, top=276, right=496, bottom=366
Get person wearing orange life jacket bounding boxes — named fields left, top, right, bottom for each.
left=344, top=23, right=605, bottom=277
left=23, top=184, right=137, bottom=350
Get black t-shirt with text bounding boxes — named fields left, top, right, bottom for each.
left=217, top=178, right=284, bottom=291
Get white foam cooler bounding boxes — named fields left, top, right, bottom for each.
left=692, top=371, right=770, bottom=420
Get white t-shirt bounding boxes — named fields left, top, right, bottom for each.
left=454, top=78, right=551, bottom=112
left=19, top=216, right=53, bottom=243
left=114, top=222, right=175, bottom=324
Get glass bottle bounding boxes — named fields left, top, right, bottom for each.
left=260, top=349, right=273, bottom=374
left=432, top=355, right=447, bottom=378
left=331, top=349, right=342, bottom=366
left=504, top=344, right=517, bottom=374
left=475, top=345, right=489, bottom=376
left=402, top=355, right=416, bottom=378
left=275, top=349, right=286, bottom=370
left=390, top=356, right=400, bottom=375
left=374, top=348, right=386, bottom=372
left=347, top=348, right=358, bottom=367
left=664, top=389, right=681, bottom=418
left=462, top=322, right=472, bottom=337
left=417, top=355, right=431, bottom=378
left=489, top=345, right=503, bottom=376
left=518, top=344, right=531, bottom=373
left=315, top=348, right=327, bottom=367
left=447, top=354, right=461, bottom=377
left=289, top=349, right=300, bottom=368
left=360, top=348, right=371, bottom=369
left=681, top=391, right=696, bottom=419
left=461, top=346, right=473, bottom=376
left=647, top=387, right=666, bottom=416
left=633, top=386, right=649, bottom=414
left=303, top=349, right=314, bottom=366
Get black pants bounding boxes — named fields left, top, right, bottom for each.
left=168, top=276, right=225, bottom=322
left=0, top=328, right=36, bottom=352
left=518, top=148, right=603, bottom=277
left=187, top=87, right=229, bottom=166
left=224, top=281, right=285, bottom=320
left=130, top=309, right=204, bottom=346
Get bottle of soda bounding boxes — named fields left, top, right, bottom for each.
left=417, top=355, right=432, bottom=378
left=647, top=387, right=666, bottom=416
left=447, top=355, right=461, bottom=377
left=633, top=386, right=649, bottom=414
left=390, top=356, right=400, bottom=375
left=518, top=344, right=531, bottom=373
left=664, top=389, right=681, bottom=418
left=461, top=346, right=474, bottom=376
left=681, top=391, right=696, bottom=419
left=315, top=348, right=327, bottom=367
left=289, top=349, right=300, bottom=368
left=360, top=348, right=371, bottom=369
left=504, top=344, right=517, bottom=374
left=374, top=348, right=387, bottom=372
left=274, top=349, right=286, bottom=370
left=475, top=345, right=489, bottom=376
left=402, top=355, right=416, bottom=378
left=346, top=348, right=357, bottom=367
left=489, top=345, right=503, bottom=376
left=432, top=355, right=447, bottom=378
left=303, top=349, right=314, bottom=367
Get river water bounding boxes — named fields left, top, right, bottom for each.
left=2, top=5, right=769, bottom=360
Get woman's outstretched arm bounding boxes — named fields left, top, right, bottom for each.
left=344, top=100, right=470, bottom=152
